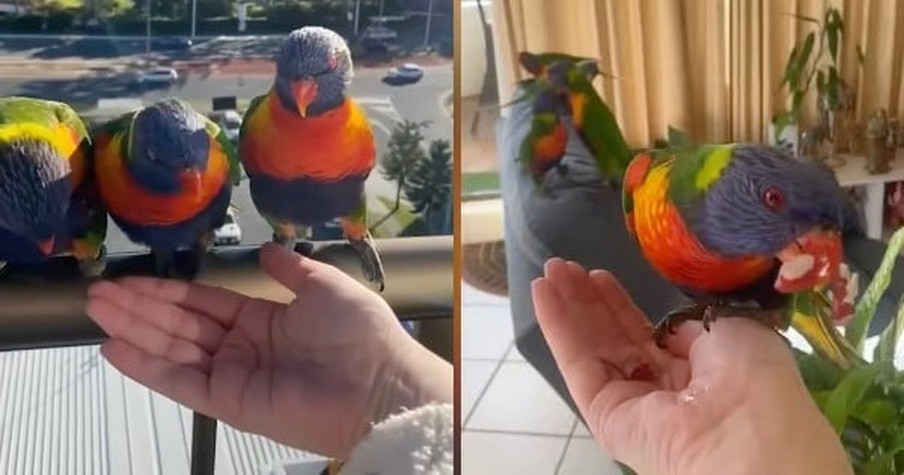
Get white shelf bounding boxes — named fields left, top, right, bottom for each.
left=830, top=151, right=904, bottom=240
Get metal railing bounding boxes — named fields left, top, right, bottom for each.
left=0, top=235, right=453, bottom=475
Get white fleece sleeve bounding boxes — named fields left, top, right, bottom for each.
left=339, top=402, right=454, bottom=475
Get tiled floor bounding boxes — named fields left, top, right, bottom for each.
left=461, top=282, right=623, bottom=474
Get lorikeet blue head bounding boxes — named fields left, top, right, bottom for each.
left=274, top=26, right=353, bottom=118
left=129, top=98, right=210, bottom=195
left=0, top=139, right=72, bottom=255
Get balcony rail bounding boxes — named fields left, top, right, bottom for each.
left=0, top=235, right=453, bottom=351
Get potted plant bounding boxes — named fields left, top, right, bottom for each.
left=772, top=6, right=863, bottom=164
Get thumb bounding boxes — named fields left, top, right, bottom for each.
left=259, top=242, right=320, bottom=294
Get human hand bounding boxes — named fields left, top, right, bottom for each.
left=531, top=258, right=853, bottom=475
left=86, top=243, right=452, bottom=459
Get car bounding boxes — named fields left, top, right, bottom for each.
left=208, top=110, right=242, bottom=143
left=213, top=209, right=242, bottom=246
left=386, top=63, right=425, bottom=81
left=136, top=67, right=178, bottom=85
left=152, top=37, right=193, bottom=51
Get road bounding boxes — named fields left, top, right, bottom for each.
left=0, top=65, right=452, bottom=253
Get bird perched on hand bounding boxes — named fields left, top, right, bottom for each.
left=622, top=143, right=867, bottom=367
left=239, top=26, right=385, bottom=291
left=0, top=96, right=107, bottom=276
left=93, top=97, right=240, bottom=278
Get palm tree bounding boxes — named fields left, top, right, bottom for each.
left=373, top=119, right=429, bottom=230
left=404, top=139, right=451, bottom=234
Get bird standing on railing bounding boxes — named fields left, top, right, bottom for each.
left=92, top=97, right=241, bottom=278
left=239, top=26, right=385, bottom=291
left=0, top=96, right=107, bottom=277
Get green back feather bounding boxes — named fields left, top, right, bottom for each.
left=665, top=144, right=737, bottom=208
left=0, top=96, right=89, bottom=141
left=203, top=116, right=242, bottom=186
left=239, top=93, right=266, bottom=143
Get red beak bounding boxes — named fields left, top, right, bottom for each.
left=774, top=228, right=856, bottom=323
left=37, top=237, right=55, bottom=256
left=291, top=79, right=318, bottom=118
left=180, top=169, right=202, bottom=202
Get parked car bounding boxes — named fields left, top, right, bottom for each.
left=152, top=37, right=193, bottom=51
left=213, top=209, right=242, bottom=246
left=208, top=110, right=242, bottom=143
left=386, top=63, right=425, bottom=81
left=136, top=67, right=178, bottom=85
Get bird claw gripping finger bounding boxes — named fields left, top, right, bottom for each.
left=77, top=244, right=107, bottom=278
left=350, top=236, right=385, bottom=292
left=653, top=304, right=707, bottom=348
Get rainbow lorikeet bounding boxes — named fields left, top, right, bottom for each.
left=239, top=26, right=385, bottom=291
left=518, top=87, right=569, bottom=185
left=546, top=60, right=632, bottom=187
left=93, top=97, right=240, bottom=278
left=0, top=96, right=107, bottom=276
left=622, top=143, right=864, bottom=366
left=504, top=53, right=602, bottom=109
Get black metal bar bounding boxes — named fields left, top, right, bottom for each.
left=0, top=236, right=453, bottom=351
left=191, top=413, right=218, bottom=475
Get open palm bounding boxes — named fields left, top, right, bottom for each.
left=87, top=243, right=424, bottom=459
left=531, top=258, right=849, bottom=475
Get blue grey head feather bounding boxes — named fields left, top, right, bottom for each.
left=129, top=98, right=210, bottom=194
left=274, top=26, right=353, bottom=116
left=687, top=144, right=861, bottom=257
left=0, top=139, right=71, bottom=241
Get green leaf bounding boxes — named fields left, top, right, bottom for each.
left=799, top=32, right=817, bottom=70
left=852, top=398, right=898, bottom=431
left=846, top=227, right=904, bottom=351
left=816, top=70, right=827, bottom=96
left=831, top=8, right=845, bottom=34
left=823, top=364, right=882, bottom=433
left=792, top=89, right=806, bottom=113
left=827, top=66, right=841, bottom=110
left=797, top=352, right=844, bottom=391
left=616, top=461, right=636, bottom=475
left=788, top=12, right=820, bottom=24
left=827, top=22, right=840, bottom=62
left=876, top=294, right=904, bottom=363
left=667, top=126, right=693, bottom=148
left=811, top=390, right=832, bottom=410
left=863, top=448, right=904, bottom=475
left=782, top=46, right=799, bottom=87
left=773, top=112, right=795, bottom=140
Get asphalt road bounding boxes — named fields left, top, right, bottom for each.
left=0, top=66, right=452, bottom=254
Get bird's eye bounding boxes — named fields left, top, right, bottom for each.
left=763, top=186, right=785, bottom=210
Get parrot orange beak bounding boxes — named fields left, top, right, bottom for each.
left=774, top=228, right=857, bottom=323
left=179, top=169, right=203, bottom=201
left=292, top=79, right=318, bottom=118
left=37, top=237, right=55, bottom=256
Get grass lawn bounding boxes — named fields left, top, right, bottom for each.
left=462, top=171, right=500, bottom=195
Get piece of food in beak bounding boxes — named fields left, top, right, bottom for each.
left=775, top=228, right=857, bottom=322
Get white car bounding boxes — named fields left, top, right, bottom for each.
left=213, top=209, right=242, bottom=246
left=386, top=63, right=424, bottom=81
left=136, top=67, right=178, bottom=85
left=208, top=110, right=242, bottom=143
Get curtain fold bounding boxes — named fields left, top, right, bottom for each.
left=490, top=0, right=904, bottom=148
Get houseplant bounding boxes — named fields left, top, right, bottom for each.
left=772, top=6, right=863, bottom=164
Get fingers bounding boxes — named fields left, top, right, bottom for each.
left=111, top=277, right=246, bottom=326
left=587, top=270, right=654, bottom=346
left=88, top=280, right=226, bottom=352
left=259, top=242, right=322, bottom=294
left=87, top=294, right=212, bottom=372
left=101, top=339, right=214, bottom=416
left=664, top=321, right=705, bottom=359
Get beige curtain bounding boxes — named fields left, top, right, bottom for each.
left=491, top=0, right=904, bottom=148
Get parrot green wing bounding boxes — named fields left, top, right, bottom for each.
left=203, top=116, right=242, bottom=186
left=239, top=93, right=266, bottom=143
left=0, top=97, right=90, bottom=141
left=92, top=109, right=138, bottom=161
left=664, top=144, right=738, bottom=210
left=565, top=70, right=632, bottom=184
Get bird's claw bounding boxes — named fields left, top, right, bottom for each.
left=350, top=237, right=385, bottom=291
left=652, top=304, right=707, bottom=348
left=78, top=244, right=107, bottom=278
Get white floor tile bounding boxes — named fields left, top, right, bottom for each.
left=462, top=431, right=567, bottom=475
left=462, top=282, right=510, bottom=307
left=573, top=421, right=593, bottom=438
left=467, top=361, right=576, bottom=434
left=462, top=360, right=499, bottom=422
left=506, top=343, right=527, bottom=362
left=462, top=304, right=514, bottom=360
left=557, top=438, right=624, bottom=475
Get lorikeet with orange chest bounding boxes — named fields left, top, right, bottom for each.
left=518, top=87, right=569, bottom=185
left=92, top=97, right=240, bottom=278
left=239, top=26, right=385, bottom=290
left=622, top=143, right=864, bottom=364
left=0, top=96, right=107, bottom=277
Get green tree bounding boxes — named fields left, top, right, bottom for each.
left=404, top=139, right=451, bottom=234
left=373, top=119, right=429, bottom=230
